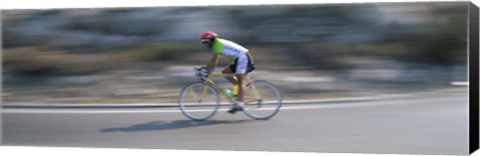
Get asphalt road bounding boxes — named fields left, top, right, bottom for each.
left=1, top=90, right=468, bottom=155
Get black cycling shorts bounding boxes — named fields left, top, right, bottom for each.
left=229, top=53, right=255, bottom=74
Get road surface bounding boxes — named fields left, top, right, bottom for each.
left=1, top=90, right=468, bottom=155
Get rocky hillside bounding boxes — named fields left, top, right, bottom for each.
left=1, top=2, right=469, bottom=103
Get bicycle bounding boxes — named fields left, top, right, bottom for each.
left=178, top=67, right=282, bottom=121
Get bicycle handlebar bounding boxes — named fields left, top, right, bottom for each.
left=194, top=67, right=237, bottom=77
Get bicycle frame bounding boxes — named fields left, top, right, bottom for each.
left=201, top=73, right=262, bottom=105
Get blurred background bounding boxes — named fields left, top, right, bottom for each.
left=2, top=2, right=468, bottom=104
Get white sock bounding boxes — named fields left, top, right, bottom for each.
left=236, top=101, right=244, bottom=107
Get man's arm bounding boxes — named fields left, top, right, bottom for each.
left=206, top=54, right=220, bottom=74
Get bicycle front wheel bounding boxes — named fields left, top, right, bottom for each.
left=178, top=82, right=220, bottom=121
left=242, top=80, right=282, bottom=120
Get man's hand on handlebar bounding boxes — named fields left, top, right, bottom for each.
left=195, top=66, right=209, bottom=82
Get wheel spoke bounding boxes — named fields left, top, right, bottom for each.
left=242, top=81, right=282, bottom=120
left=178, top=83, right=220, bottom=121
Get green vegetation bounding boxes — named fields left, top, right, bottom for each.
left=1, top=3, right=469, bottom=104
left=3, top=46, right=112, bottom=76
left=2, top=3, right=469, bottom=76
left=2, top=43, right=203, bottom=76
left=119, top=43, right=200, bottom=62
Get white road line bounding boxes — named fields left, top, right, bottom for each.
left=1, top=100, right=409, bottom=114
left=1, top=94, right=405, bottom=108
left=451, top=82, right=469, bottom=86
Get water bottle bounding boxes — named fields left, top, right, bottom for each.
left=224, top=89, right=234, bottom=99
left=232, top=84, right=239, bottom=96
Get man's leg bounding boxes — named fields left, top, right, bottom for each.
left=222, top=67, right=238, bottom=85
left=227, top=74, right=246, bottom=114
left=236, top=74, right=246, bottom=103
left=227, top=54, right=249, bottom=114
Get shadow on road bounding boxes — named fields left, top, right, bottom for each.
left=100, top=120, right=250, bottom=132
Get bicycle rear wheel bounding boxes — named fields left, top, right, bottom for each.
left=178, top=82, right=220, bottom=121
left=242, top=80, right=282, bottom=120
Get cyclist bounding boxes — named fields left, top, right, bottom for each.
left=200, top=31, right=255, bottom=114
